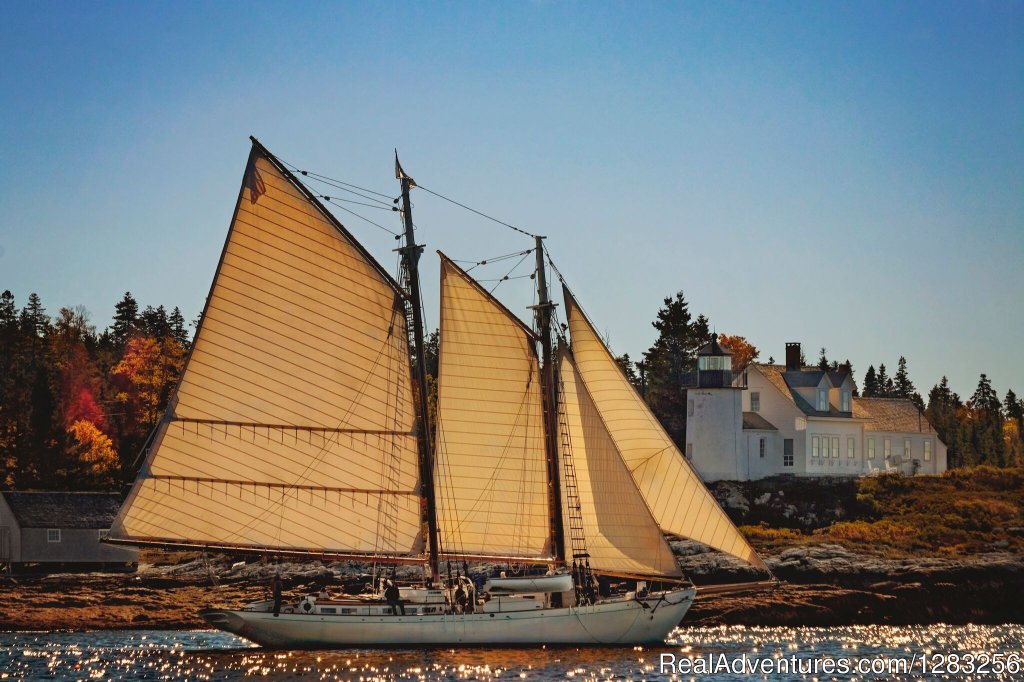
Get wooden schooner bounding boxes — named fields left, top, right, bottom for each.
left=106, top=138, right=766, bottom=647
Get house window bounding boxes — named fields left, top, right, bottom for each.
left=884, top=438, right=892, bottom=459
left=904, top=438, right=911, bottom=459
left=98, top=529, right=110, bottom=541
left=750, top=392, right=760, bottom=412
left=783, top=439, right=794, bottom=467
left=817, top=388, right=828, bottom=411
left=841, top=390, right=851, bottom=412
left=47, top=529, right=61, bottom=543
left=832, top=436, right=840, bottom=459
left=811, top=435, right=820, bottom=458
left=847, top=436, right=855, bottom=458
left=759, top=438, right=766, bottom=458
left=868, top=437, right=876, bottom=459
left=822, top=435, right=831, bottom=459
left=687, top=399, right=694, bottom=417
left=685, top=443, right=693, bottom=460
left=924, top=440, right=932, bottom=461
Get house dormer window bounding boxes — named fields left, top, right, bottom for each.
left=817, top=388, right=828, bottom=411
left=750, top=392, right=760, bottom=412
left=841, top=390, right=851, bottom=412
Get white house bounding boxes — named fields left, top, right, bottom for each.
left=686, top=341, right=947, bottom=481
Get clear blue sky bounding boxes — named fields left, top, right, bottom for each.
left=1, top=1, right=1021, bottom=403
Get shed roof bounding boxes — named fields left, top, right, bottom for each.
left=1, top=491, right=123, bottom=529
left=742, top=412, right=778, bottom=431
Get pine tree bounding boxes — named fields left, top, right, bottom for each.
left=111, top=292, right=139, bottom=348
left=817, top=347, right=830, bottom=372
left=863, top=365, right=879, bottom=397
left=892, top=356, right=923, bottom=407
left=969, top=374, right=1005, bottom=466
left=615, top=353, right=640, bottom=388
left=876, top=363, right=894, bottom=397
left=168, top=307, right=189, bottom=347
left=643, top=291, right=711, bottom=447
left=842, top=360, right=859, bottom=396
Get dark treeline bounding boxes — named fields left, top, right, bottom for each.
left=3, top=287, right=1020, bottom=493
left=0, top=290, right=191, bottom=490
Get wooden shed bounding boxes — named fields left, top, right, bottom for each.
left=0, top=491, right=138, bottom=573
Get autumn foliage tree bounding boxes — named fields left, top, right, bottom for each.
left=717, top=334, right=760, bottom=374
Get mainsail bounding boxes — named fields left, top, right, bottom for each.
left=108, top=142, right=423, bottom=560
left=558, top=350, right=681, bottom=578
left=563, top=287, right=766, bottom=570
left=433, top=256, right=551, bottom=560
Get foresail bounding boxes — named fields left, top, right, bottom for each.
left=559, top=351, right=681, bottom=578
left=563, top=287, right=766, bottom=570
left=109, top=142, right=423, bottom=559
left=434, top=256, right=551, bottom=560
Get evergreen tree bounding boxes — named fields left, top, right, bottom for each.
left=817, top=347, right=830, bottom=372
left=842, top=360, right=859, bottom=396
left=767, top=355, right=775, bottom=365
left=969, top=373, right=1005, bottom=466
left=139, top=305, right=170, bottom=339
left=926, top=376, right=967, bottom=467
left=615, top=353, right=640, bottom=388
left=1006, top=389, right=1023, bottom=431
left=111, top=292, right=139, bottom=348
left=643, top=291, right=712, bottom=447
left=169, top=306, right=189, bottom=347
left=876, top=363, right=894, bottom=397
left=863, top=365, right=879, bottom=397
left=893, top=356, right=923, bottom=407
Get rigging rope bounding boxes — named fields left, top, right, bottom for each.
left=415, top=184, right=538, bottom=239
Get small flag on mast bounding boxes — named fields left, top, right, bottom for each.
left=245, top=159, right=266, bottom=205
left=395, top=151, right=416, bottom=188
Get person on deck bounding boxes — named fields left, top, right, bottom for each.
left=384, top=580, right=405, bottom=615
left=271, top=574, right=284, bottom=617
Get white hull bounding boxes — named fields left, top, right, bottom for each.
left=201, top=588, right=696, bottom=648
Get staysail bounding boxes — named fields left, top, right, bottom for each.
left=558, top=350, right=681, bottom=578
left=108, top=141, right=423, bottom=560
left=563, top=287, right=766, bottom=570
left=433, top=256, right=552, bottom=560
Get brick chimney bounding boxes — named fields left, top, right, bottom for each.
left=785, top=342, right=801, bottom=371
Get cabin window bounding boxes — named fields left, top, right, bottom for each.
left=341, top=608, right=356, bottom=614
left=783, top=439, right=794, bottom=467
left=904, top=438, right=911, bottom=459
left=405, top=608, right=418, bottom=615
left=811, top=436, right=820, bottom=458
left=924, top=440, right=932, bottom=461
left=832, top=436, right=840, bottom=459
left=759, top=438, right=766, bottom=458
left=841, top=391, right=851, bottom=412
left=868, top=437, right=876, bottom=459
left=319, top=607, right=336, bottom=614
left=47, top=529, right=61, bottom=543
left=847, top=437, right=855, bottom=458
left=884, top=438, right=892, bottom=459
left=750, top=392, right=760, bottom=412
left=817, top=388, right=828, bottom=411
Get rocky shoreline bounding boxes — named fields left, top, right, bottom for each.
left=2, top=543, right=1021, bottom=632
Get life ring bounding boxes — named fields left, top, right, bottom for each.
left=302, top=600, right=313, bottom=612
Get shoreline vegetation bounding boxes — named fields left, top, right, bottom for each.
left=3, top=467, right=1021, bottom=632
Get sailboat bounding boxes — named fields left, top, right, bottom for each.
left=106, top=137, right=767, bottom=647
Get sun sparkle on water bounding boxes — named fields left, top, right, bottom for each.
left=0, top=625, right=1021, bottom=681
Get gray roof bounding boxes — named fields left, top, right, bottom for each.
left=1, top=491, right=123, bottom=529
left=742, top=412, right=778, bottom=431
left=783, top=369, right=828, bottom=388
left=697, top=337, right=731, bottom=356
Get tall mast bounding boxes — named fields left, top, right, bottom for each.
left=396, top=154, right=440, bottom=584
left=534, top=235, right=565, bottom=563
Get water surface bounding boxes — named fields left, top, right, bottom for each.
left=1, top=624, right=1021, bottom=680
